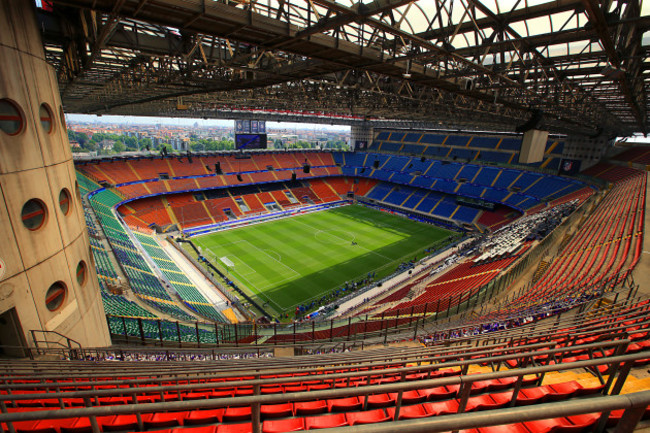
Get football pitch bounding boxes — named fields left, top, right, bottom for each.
left=193, top=205, right=455, bottom=316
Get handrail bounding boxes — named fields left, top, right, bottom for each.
left=0, top=352, right=648, bottom=433
left=0, top=339, right=631, bottom=397
left=30, top=330, right=82, bottom=350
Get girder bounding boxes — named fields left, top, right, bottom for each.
left=40, top=0, right=649, bottom=136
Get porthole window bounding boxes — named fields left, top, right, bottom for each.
left=59, top=188, right=71, bottom=215
left=39, top=103, right=54, bottom=134
left=45, top=282, right=67, bottom=312
left=76, top=261, right=87, bottom=286
left=21, top=199, right=47, bottom=231
left=0, top=99, right=24, bottom=135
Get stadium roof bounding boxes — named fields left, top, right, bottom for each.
left=40, top=0, right=649, bottom=136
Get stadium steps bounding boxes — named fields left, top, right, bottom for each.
left=585, top=298, right=614, bottom=321
left=532, top=260, right=550, bottom=282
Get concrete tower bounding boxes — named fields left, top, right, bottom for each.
left=0, top=0, right=111, bottom=354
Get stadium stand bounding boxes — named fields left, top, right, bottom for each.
left=611, top=146, right=650, bottom=165
left=370, top=130, right=565, bottom=171
left=1, top=295, right=650, bottom=432
left=72, top=148, right=645, bottom=354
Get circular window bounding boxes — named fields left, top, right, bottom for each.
left=0, top=99, right=24, bottom=135
left=45, top=282, right=67, bottom=312
left=21, top=199, right=47, bottom=231
left=59, top=188, right=71, bottom=215
left=39, top=103, right=54, bottom=134
left=76, top=261, right=87, bottom=286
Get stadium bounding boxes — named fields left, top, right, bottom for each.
left=0, top=0, right=650, bottom=432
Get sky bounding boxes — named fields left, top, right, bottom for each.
left=67, top=114, right=351, bottom=132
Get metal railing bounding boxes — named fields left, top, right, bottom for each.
left=0, top=349, right=649, bottom=433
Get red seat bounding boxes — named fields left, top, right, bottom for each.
left=345, top=409, right=390, bottom=425
left=470, top=380, right=493, bottom=394
left=389, top=390, right=425, bottom=404
left=284, top=385, right=308, bottom=393
left=566, top=413, right=601, bottom=431
left=211, top=391, right=234, bottom=399
left=420, top=386, right=456, bottom=401
left=223, top=407, right=252, bottom=422
left=366, top=393, right=395, bottom=408
left=294, top=401, right=327, bottom=415
left=387, top=404, right=432, bottom=420
left=183, top=392, right=212, bottom=401
left=478, top=424, right=529, bottom=433
left=172, top=427, right=216, bottom=433
left=215, top=423, right=252, bottom=433
left=15, top=419, right=71, bottom=433
left=262, top=418, right=304, bottom=433
left=304, top=413, right=348, bottom=429
left=495, top=377, right=518, bottom=390
left=100, top=414, right=150, bottom=432
left=260, top=403, right=293, bottom=419
left=327, top=397, right=362, bottom=412
left=145, top=412, right=188, bottom=428
left=465, top=395, right=501, bottom=412
left=60, top=418, right=93, bottom=433
left=523, top=417, right=574, bottom=433
left=518, top=387, right=548, bottom=405
left=424, top=399, right=460, bottom=416
left=260, top=386, right=284, bottom=395
left=546, top=381, right=582, bottom=402
left=185, top=409, right=224, bottom=425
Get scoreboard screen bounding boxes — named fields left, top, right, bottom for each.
left=235, top=134, right=268, bottom=150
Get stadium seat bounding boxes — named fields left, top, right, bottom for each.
left=327, top=397, right=362, bottom=412
left=100, top=414, right=146, bottom=431
left=260, top=402, right=293, bottom=419
left=421, top=386, right=457, bottom=401
left=294, top=401, right=328, bottom=415
left=345, top=409, right=390, bottom=425
left=59, top=418, right=93, bottom=433
left=262, top=418, right=304, bottom=433
left=478, top=424, right=529, bottom=433
left=223, top=407, right=252, bottom=422
left=184, top=409, right=224, bottom=425
left=145, top=412, right=188, bottom=428
left=304, top=413, right=348, bottom=429
left=215, top=423, right=252, bottom=433
left=365, top=393, right=395, bottom=408
left=545, top=381, right=583, bottom=402
left=389, top=390, right=425, bottom=404
left=423, top=400, right=461, bottom=416
left=517, top=387, right=549, bottom=405
left=387, top=404, right=433, bottom=420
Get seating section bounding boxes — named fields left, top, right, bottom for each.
left=78, top=152, right=338, bottom=186
left=370, top=130, right=564, bottom=170
left=506, top=170, right=645, bottom=312
left=87, top=186, right=197, bottom=322
left=332, top=152, right=588, bottom=213
left=581, top=162, right=643, bottom=182
left=133, top=232, right=228, bottom=322
left=2, top=296, right=649, bottom=432
left=611, top=146, right=650, bottom=165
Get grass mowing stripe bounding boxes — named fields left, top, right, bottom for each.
left=193, top=204, right=455, bottom=317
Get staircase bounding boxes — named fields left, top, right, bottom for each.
left=532, top=260, right=550, bottom=282
left=585, top=297, right=614, bottom=321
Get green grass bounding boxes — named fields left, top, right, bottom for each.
left=193, top=205, right=455, bottom=316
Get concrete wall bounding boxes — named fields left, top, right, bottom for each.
left=0, top=0, right=111, bottom=348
